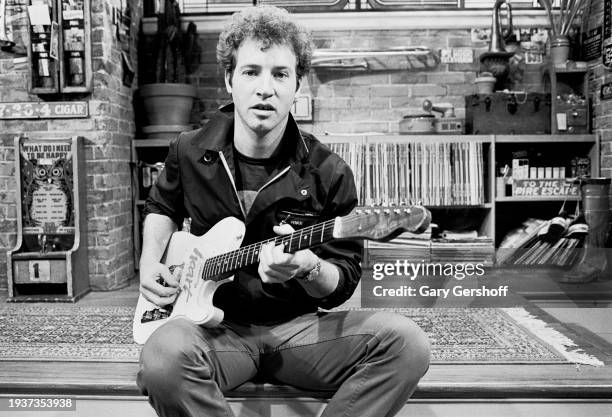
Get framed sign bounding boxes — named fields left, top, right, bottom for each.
left=582, top=27, right=602, bottom=61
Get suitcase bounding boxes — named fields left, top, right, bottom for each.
left=465, top=93, right=551, bottom=134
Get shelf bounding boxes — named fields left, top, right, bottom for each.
left=356, top=203, right=491, bottom=210
left=322, top=134, right=493, bottom=144
left=495, top=134, right=595, bottom=143
left=549, top=66, right=588, bottom=74
left=321, top=134, right=595, bottom=145
left=495, top=196, right=580, bottom=202
left=133, top=138, right=172, bottom=147
left=425, top=204, right=492, bottom=209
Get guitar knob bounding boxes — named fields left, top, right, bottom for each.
left=403, top=208, right=411, bottom=214
left=384, top=209, right=391, bottom=215
left=365, top=209, right=372, bottom=214
left=394, top=209, right=401, bottom=214
left=374, top=209, right=381, bottom=214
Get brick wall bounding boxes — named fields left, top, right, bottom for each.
left=192, top=12, right=610, bottom=212
left=0, top=0, right=142, bottom=292
left=193, top=28, right=544, bottom=134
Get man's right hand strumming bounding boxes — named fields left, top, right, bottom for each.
left=139, top=261, right=179, bottom=307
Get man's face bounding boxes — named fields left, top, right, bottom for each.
left=226, top=38, right=300, bottom=138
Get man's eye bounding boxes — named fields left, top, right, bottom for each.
left=275, top=72, right=289, bottom=79
left=243, top=70, right=257, bottom=76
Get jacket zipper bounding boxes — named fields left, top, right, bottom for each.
left=219, top=151, right=292, bottom=219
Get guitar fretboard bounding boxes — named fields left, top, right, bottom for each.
left=201, top=219, right=336, bottom=281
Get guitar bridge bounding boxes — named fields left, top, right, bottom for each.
left=141, top=305, right=174, bottom=323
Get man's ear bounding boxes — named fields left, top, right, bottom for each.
left=224, top=71, right=233, bottom=94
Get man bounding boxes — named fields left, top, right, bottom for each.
left=137, top=6, right=430, bottom=417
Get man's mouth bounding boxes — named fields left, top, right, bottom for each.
left=251, top=103, right=275, bottom=111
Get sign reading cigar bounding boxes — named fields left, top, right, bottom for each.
left=0, top=101, right=88, bottom=119
left=7, top=136, right=89, bottom=302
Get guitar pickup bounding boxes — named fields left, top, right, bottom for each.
left=141, top=305, right=174, bottom=323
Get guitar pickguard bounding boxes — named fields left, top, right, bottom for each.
left=133, top=217, right=246, bottom=344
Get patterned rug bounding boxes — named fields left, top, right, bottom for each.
left=0, top=305, right=602, bottom=365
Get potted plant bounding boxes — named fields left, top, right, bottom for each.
left=474, top=71, right=497, bottom=94
left=538, top=0, right=587, bottom=66
left=139, top=0, right=200, bottom=138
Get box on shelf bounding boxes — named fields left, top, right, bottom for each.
left=465, top=93, right=551, bottom=134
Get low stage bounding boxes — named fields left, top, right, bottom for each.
left=0, top=274, right=611, bottom=417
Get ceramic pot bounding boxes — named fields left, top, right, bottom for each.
left=474, top=75, right=497, bottom=94
left=140, top=83, right=197, bottom=127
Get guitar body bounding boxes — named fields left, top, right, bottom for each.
left=133, top=217, right=245, bottom=345
left=133, top=205, right=432, bottom=344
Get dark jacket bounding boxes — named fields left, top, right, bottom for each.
left=144, top=104, right=363, bottom=325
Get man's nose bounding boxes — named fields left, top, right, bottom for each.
left=256, top=74, right=274, bottom=98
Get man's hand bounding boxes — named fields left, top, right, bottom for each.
left=258, top=223, right=318, bottom=284
left=139, top=261, right=180, bottom=307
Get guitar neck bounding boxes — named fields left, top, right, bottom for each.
left=202, top=218, right=337, bottom=280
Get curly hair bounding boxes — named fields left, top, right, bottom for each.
left=216, top=6, right=312, bottom=81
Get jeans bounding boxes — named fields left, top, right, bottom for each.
left=137, top=310, right=431, bottom=417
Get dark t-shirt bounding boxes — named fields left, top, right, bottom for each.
left=233, top=145, right=278, bottom=215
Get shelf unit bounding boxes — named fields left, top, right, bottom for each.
left=131, top=133, right=598, bottom=267
left=131, top=138, right=172, bottom=266
left=322, top=133, right=598, bottom=262
left=25, top=0, right=93, bottom=94
left=542, top=66, right=590, bottom=135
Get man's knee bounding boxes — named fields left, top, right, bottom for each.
left=375, top=312, right=431, bottom=377
left=137, top=319, right=212, bottom=396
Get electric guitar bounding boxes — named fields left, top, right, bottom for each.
left=133, top=206, right=431, bottom=344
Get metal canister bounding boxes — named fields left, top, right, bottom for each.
left=581, top=178, right=611, bottom=247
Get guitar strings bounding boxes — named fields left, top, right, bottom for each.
left=202, top=217, right=337, bottom=279
left=201, top=208, right=418, bottom=279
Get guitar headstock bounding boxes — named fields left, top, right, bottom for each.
left=334, top=206, right=432, bottom=242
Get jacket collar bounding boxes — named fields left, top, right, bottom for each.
left=191, top=103, right=310, bottom=164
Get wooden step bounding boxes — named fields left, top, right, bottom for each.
left=0, top=394, right=611, bottom=417
left=1, top=361, right=611, bottom=399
